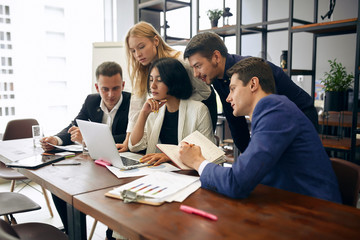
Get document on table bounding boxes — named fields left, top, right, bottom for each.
left=45, top=142, right=83, bottom=152
left=0, top=138, right=43, bottom=162
left=106, top=162, right=180, bottom=178
left=106, top=172, right=200, bottom=204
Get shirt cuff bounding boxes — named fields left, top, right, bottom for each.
left=54, top=136, right=63, bottom=146
left=198, top=160, right=210, bottom=176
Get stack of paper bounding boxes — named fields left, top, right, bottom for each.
left=105, top=172, right=200, bottom=205
left=106, top=163, right=180, bottom=178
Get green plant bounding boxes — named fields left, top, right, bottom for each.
left=206, top=9, right=223, bottom=21
left=321, top=59, right=354, bottom=92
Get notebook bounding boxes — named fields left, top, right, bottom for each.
left=76, top=119, right=148, bottom=170
left=5, top=154, right=64, bottom=169
left=156, top=130, right=225, bottom=170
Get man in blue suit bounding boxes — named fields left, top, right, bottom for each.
left=184, top=32, right=318, bottom=154
left=179, top=57, right=341, bottom=203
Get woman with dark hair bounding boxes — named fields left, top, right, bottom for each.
left=129, top=58, right=214, bottom=165
left=116, top=21, right=217, bottom=154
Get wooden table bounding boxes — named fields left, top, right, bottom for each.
left=0, top=138, right=125, bottom=240
left=319, top=111, right=360, bottom=128
left=17, top=154, right=126, bottom=240
left=3, top=139, right=360, bottom=240
left=318, top=111, right=360, bottom=159
left=74, top=184, right=360, bottom=240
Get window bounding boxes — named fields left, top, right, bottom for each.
left=0, top=0, right=104, bottom=136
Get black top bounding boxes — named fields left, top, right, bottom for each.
left=159, top=109, right=179, bottom=145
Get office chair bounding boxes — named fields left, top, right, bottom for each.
left=0, top=192, right=41, bottom=224
left=0, top=118, right=53, bottom=217
left=0, top=218, right=68, bottom=240
left=330, top=157, right=360, bottom=207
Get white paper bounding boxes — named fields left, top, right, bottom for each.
left=0, top=138, right=43, bottom=162
left=157, top=130, right=225, bottom=170
left=46, top=143, right=83, bottom=152
left=106, top=162, right=180, bottom=178
left=164, top=180, right=201, bottom=202
left=108, top=172, right=200, bottom=202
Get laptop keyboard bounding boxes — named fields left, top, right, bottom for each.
left=121, top=156, right=141, bottom=166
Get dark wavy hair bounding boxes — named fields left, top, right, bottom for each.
left=147, top=58, right=193, bottom=99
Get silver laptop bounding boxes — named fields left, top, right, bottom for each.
left=76, top=119, right=148, bottom=170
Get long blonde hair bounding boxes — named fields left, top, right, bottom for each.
left=125, top=21, right=181, bottom=96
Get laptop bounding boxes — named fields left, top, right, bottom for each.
left=76, top=119, right=148, bottom=170
left=5, top=154, right=64, bottom=169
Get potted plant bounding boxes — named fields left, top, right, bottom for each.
left=207, top=9, right=223, bottom=28
left=321, top=59, right=354, bottom=111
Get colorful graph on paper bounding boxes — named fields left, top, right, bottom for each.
left=117, top=172, right=199, bottom=199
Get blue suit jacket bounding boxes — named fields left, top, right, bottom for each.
left=200, top=95, right=341, bottom=203
left=56, top=92, right=131, bottom=145
left=212, top=54, right=316, bottom=152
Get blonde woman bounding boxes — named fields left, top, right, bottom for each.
left=117, top=21, right=217, bottom=152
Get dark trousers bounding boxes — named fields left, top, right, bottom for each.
left=52, top=193, right=68, bottom=234
left=52, top=193, right=116, bottom=239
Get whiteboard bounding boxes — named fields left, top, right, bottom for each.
left=92, top=42, right=132, bottom=93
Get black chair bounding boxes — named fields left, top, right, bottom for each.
left=330, top=157, right=360, bottom=207
left=0, top=119, right=53, bottom=217
left=0, top=218, right=68, bottom=240
left=0, top=192, right=41, bottom=224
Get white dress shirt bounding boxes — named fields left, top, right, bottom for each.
left=100, top=95, right=123, bottom=128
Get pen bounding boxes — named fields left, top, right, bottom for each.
left=52, top=162, right=81, bottom=166
left=182, top=141, right=195, bottom=147
left=71, top=120, right=76, bottom=127
left=180, top=205, right=218, bottom=221
left=42, top=153, right=54, bottom=156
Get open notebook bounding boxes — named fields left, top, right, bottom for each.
left=156, top=131, right=225, bottom=170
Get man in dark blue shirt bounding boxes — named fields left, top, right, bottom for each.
left=179, top=57, right=341, bottom=203
left=184, top=32, right=318, bottom=153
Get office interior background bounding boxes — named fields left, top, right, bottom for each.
left=0, top=0, right=358, bottom=138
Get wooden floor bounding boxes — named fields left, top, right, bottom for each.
left=0, top=180, right=109, bottom=240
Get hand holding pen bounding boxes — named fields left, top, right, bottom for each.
left=68, top=120, right=83, bottom=144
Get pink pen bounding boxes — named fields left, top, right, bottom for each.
left=180, top=205, right=218, bottom=221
